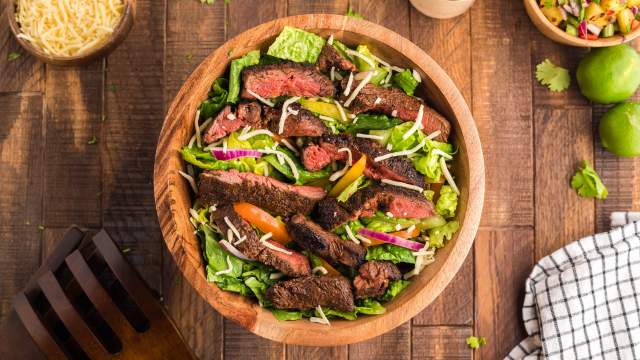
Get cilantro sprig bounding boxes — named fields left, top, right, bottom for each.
left=536, top=59, right=570, bottom=92
left=466, top=336, right=487, bottom=350
left=571, top=160, right=608, bottom=200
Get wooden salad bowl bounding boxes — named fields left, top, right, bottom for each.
left=524, top=0, right=640, bottom=47
left=154, top=14, right=485, bottom=346
left=6, top=0, right=135, bottom=66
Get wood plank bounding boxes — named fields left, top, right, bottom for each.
left=412, top=326, right=473, bottom=359
left=0, top=93, right=43, bottom=321
left=286, top=344, right=347, bottom=360
left=102, top=0, right=164, bottom=292
left=0, top=1, right=43, bottom=92
left=44, top=64, right=103, bottom=228
left=471, top=0, right=534, bottom=227
left=287, top=0, right=348, bottom=15
left=351, top=0, right=410, bottom=37
left=228, top=0, right=287, bottom=36
left=475, top=229, right=534, bottom=360
left=535, top=107, right=595, bottom=258
left=224, top=319, right=284, bottom=360
left=349, top=322, right=411, bottom=360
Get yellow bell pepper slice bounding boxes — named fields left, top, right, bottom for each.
left=299, top=98, right=351, bottom=121
left=328, top=155, right=367, bottom=197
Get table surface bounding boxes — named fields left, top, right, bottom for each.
left=1, top=0, right=639, bottom=358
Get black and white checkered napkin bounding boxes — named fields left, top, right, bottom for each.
left=507, top=212, right=640, bottom=360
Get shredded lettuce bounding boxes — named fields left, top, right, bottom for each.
left=267, top=26, right=325, bottom=63
left=435, top=185, right=458, bottom=218
left=392, top=69, right=419, bottom=96
left=380, top=279, right=410, bottom=302
left=428, top=220, right=460, bottom=249
left=336, top=175, right=370, bottom=202
left=199, top=78, right=228, bottom=119
left=227, top=50, right=260, bottom=103
left=366, top=244, right=416, bottom=264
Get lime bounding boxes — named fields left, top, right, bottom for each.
left=599, top=102, right=640, bottom=157
left=576, top=45, right=640, bottom=104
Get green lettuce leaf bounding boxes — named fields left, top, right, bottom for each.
left=321, top=307, right=357, bottom=320
left=199, top=78, right=228, bottom=119
left=392, top=69, right=419, bottom=96
left=435, top=185, right=458, bottom=218
left=336, top=175, right=370, bottom=202
left=181, top=146, right=253, bottom=172
left=353, top=45, right=388, bottom=85
left=201, top=225, right=244, bottom=278
left=227, top=50, right=260, bottom=103
left=244, top=277, right=268, bottom=305
left=571, top=160, right=608, bottom=200
left=334, top=220, right=364, bottom=242
left=360, top=212, right=419, bottom=233
left=331, top=40, right=354, bottom=61
left=347, top=113, right=403, bottom=132
left=267, top=26, right=325, bottom=63
left=206, top=272, right=252, bottom=296
left=263, top=147, right=331, bottom=184
left=366, top=244, right=416, bottom=264
left=388, top=122, right=425, bottom=151
left=356, top=298, right=386, bottom=315
left=428, top=220, right=460, bottom=249
left=413, top=139, right=455, bottom=181
left=380, top=280, right=410, bottom=302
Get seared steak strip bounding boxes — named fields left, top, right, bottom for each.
left=301, top=134, right=425, bottom=187
left=353, top=261, right=402, bottom=298
left=203, top=102, right=263, bottom=143
left=198, top=170, right=326, bottom=216
left=212, top=205, right=310, bottom=277
left=265, top=275, right=355, bottom=312
left=314, top=197, right=357, bottom=231
left=262, top=103, right=329, bottom=137
left=339, top=79, right=451, bottom=142
left=287, top=214, right=365, bottom=268
left=241, top=62, right=336, bottom=100
left=316, top=44, right=357, bottom=73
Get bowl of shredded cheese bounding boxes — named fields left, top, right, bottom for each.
left=8, top=0, right=134, bottom=65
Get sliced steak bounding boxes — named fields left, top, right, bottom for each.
left=314, top=197, right=356, bottom=231
left=212, top=205, right=310, bottom=277
left=198, top=170, right=326, bottom=216
left=287, top=214, right=365, bottom=267
left=339, top=79, right=451, bottom=142
left=301, top=135, right=424, bottom=187
left=265, top=275, right=355, bottom=312
left=353, top=261, right=402, bottom=298
left=203, top=102, right=263, bottom=143
left=316, top=44, right=357, bottom=73
left=241, top=63, right=336, bottom=100
left=262, top=103, right=329, bottom=137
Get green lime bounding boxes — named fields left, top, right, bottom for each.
left=576, top=45, right=640, bottom=104
left=599, top=102, right=640, bottom=157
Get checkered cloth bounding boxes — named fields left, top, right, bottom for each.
left=507, top=212, right=640, bottom=360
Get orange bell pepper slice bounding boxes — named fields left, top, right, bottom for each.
left=390, top=226, right=420, bottom=239
left=328, top=155, right=368, bottom=197
left=233, top=202, right=291, bottom=244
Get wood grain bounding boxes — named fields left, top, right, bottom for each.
left=351, top=0, right=410, bottom=38
left=349, top=322, right=411, bottom=360
left=0, top=93, right=43, bottom=322
left=287, top=0, right=348, bottom=15
left=224, top=319, right=284, bottom=360
left=412, top=326, right=473, bottom=359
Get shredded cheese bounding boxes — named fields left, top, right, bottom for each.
left=374, top=139, right=426, bottom=162
left=226, top=229, right=235, bottom=244
left=440, top=157, right=460, bottom=195
left=327, top=34, right=334, bottom=45
left=193, top=110, right=203, bottom=148
left=247, top=89, right=275, bottom=107
left=344, top=71, right=374, bottom=107
left=310, top=305, right=331, bottom=326
left=334, top=71, right=343, bottom=81
left=406, top=224, right=416, bottom=234
left=432, top=148, right=453, bottom=160
left=214, top=256, right=234, bottom=276
left=343, top=72, right=354, bottom=96
left=178, top=170, right=198, bottom=193
left=187, top=134, right=197, bottom=149
left=402, top=105, right=424, bottom=140
left=374, top=97, right=382, bottom=105
left=224, top=216, right=245, bottom=244
left=14, top=0, right=125, bottom=57
left=383, top=66, right=393, bottom=85
left=426, top=130, right=442, bottom=140
left=260, top=232, right=292, bottom=255
left=356, top=234, right=371, bottom=244
left=238, top=129, right=274, bottom=141
left=385, top=211, right=394, bottom=218
left=344, top=224, right=360, bottom=244
left=259, top=148, right=299, bottom=180
left=391, top=110, right=398, bottom=117
left=312, top=266, right=328, bottom=275
left=330, top=66, right=335, bottom=81
left=279, top=97, right=301, bottom=134
left=280, top=139, right=299, bottom=155
left=226, top=113, right=237, bottom=120
left=381, top=178, right=424, bottom=193
left=386, top=143, right=393, bottom=151
left=356, top=133, right=384, bottom=141
left=412, top=69, right=422, bottom=83
left=222, top=139, right=228, bottom=153
left=329, top=148, right=353, bottom=182
left=333, top=100, right=348, bottom=123
left=346, top=49, right=375, bottom=68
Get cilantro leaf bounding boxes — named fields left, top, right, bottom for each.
left=535, top=59, right=570, bottom=92
left=346, top=6, right=363, bottom=19
left=466, top=336, right=487, bottom=349
left=571, top=160, right=608, bottom=199
left=7, top=52, right=20, bottom=61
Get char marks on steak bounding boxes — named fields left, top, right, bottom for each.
left=287, top=214, right=365, bottom=268
left=241, top=62, right=336, bottom=100
left=353, top=261, right=402, bottom=298
left=301, top=134, right=424, bottom=187
left=262, top=103, right=329, bottom=137
left=316, top=44, right=357, bottom=73
left=203, top=102, right=263, bottom=143
left=212, top=205, right=310, bottom=277
left=265, top=275, right=355, bottom=312
left=314, top=184, right=435, bottom=231
left=339, top=79, right=451, bottom=142
left=198, top=170, right=326, bottom=216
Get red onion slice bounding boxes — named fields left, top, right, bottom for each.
left=358, top=228, right=424, bottom=251
left=212, top=148, right=262, bottom=161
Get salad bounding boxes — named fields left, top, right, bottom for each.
left=539, top=0, right=640, bottom=39
left=179, top=26, right=460, bottom=324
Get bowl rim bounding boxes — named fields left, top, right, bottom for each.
left=154, top=14, right=485, bottom=346
left=6, top=0, right=135, bottom=65
left=524, top=0, right=640, bottom=47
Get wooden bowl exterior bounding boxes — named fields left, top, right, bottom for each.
left=154, top=14, right=485, bottom=346
left=524, top=0, right=640, bottom=47
left=6, top=0, right=136, bottom=66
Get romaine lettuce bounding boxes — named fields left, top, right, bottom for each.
left=267, top=26, right=325, bottom=63
left=428, top=221, right=460, bottom=249
left=199, top=78, right=228, bottom=119
left=347, top=114, right=402, bottom=132
left=263, top=147, right=331, bottom=185
left=271, top=309, right=311, bottom=321
left=366, top=244, right=416, bottom=264
left=380, top=280, right=410, bottom=301
left=227, top=50, right=260, bottom=104
left=336, top=175, right=370, bottom=202
left=360, top=212, right=419, bottom=233
left=356, top=298, right=386, bottom=315
left=435, top=185, right=458, bottom=218
left=388, top=122, right=425, bottom=151
left=392, top=69, right=419, bottom=96
left=353, top=45, right=387, bottom=85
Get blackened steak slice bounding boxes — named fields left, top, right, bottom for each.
left=301, top=135, right=425, bottom=187
left=265, top=275, right=355, bottom=312
left=314, top=197, right=356, bottom=231
left=262, top=103, right=329, bottom=137
left=198, top=170, right=326, bottom=216
left=203, top=102, right=263, bottom=143
left=339, top=79, right=451, bottom=142
left=316, top=44, right=357, bottom=72
left=353, top=261, right=402, bottom=299
left=287, top=214, right=365, bottom=268
left=241, top=63, right=336, bottom=100
left=212, top=205, right=310, bottom=277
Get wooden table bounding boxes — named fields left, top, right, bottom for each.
left=1, top=0, right=639, bottom=358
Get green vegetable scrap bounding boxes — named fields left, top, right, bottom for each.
left=571, top=160, right=608, bottom=199
left=536, top=59, right=570, bottom=92
left=7, top=52, right=20, bottom=61
left=466, top=336, right=487, bottom=349
left=199, top=78, right=229, bottom=119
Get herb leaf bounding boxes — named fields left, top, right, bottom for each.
left=571, top=160, right=608, bottom=199
left=7, top=52, right=21, bottom=61
left=466, top=336, right=487, bottom=349
left=535, top=59, right=570, bottom=92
